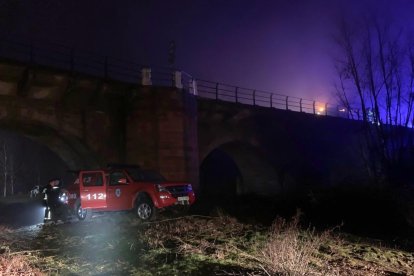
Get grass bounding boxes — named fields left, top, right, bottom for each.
left=0, top=224, right=44, bottom=276
left=140, top=212, right=263, bottom=274
left=0, top=253, right=44, bottom=276
left=1, top=195, right=414, bottom=275
left=0, top=183, right=412, bottom=276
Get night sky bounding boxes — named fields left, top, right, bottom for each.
left=1, top=0, right=414, bottom=102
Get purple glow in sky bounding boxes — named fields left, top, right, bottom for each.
left=1, top=0, right=414, bottom=102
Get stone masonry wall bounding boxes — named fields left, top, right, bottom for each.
left=126, top=86, right=199, bottom=187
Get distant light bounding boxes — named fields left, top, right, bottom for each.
left=339, top=108, right=346, bottom=112
left=316, top=106, right=325, bottom=115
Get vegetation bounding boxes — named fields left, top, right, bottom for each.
left=0, top=210, right=413, bottom=275
left=334, top=15, right=414, bottom=186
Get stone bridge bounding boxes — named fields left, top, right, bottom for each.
left=0, top=59, right=366, bottom=196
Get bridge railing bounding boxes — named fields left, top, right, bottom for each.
left=195, top=79, right=352, bottom=117
left=0, top=37, right=355, bottom=119
left=0, top=38, right=170, bottom=85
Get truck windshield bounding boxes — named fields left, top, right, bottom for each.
left=126, top=168, right=166, bottom=182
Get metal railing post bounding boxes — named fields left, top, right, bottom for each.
left=215, top=83, right=219, bottom=100
left=285, top=96, right=289, bottom=110
left=29, top=43, right=34, bottom=64
left=235, top=87, right=238, bottom=103
left=141, top=68, right=152, bottom=86
left=313, top=101, right=316, bottom=114
left=104, top=56, right=108, bottom=79
left=189, top=78, right=198, bottom=95
left=253, top=90, right=256, bottom=106
left=173, top=71, right=183, bottom=89
left=70, top=48, right=74, bottom=72
left=171, top=70, right=174, bottom=87
left=300, top=98, right=303, bottom=112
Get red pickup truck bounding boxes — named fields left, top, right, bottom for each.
left=56, top=165, right=195, bottom=221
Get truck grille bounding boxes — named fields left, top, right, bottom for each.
left=166, top=185, right=188, bottom=198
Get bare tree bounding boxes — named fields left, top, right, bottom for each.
left=0, top=141, right=8, bottom=197
left=334, top=16, right=414, bottom=185
left=0, top=139, right=24, bottom=196
left=8, top=154, right=21, bottom=195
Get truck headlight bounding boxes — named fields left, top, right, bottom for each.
left=156, top=184, right=168, bottom=193
left=59, top=191, right=69, bottom=204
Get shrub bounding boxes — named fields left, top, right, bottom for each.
left=256, top=214, right=331, bottom=276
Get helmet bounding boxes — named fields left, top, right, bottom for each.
left=49, top=178, right=61, bottom=188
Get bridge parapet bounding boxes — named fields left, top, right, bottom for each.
left=0, top=36, right=359, bottom=120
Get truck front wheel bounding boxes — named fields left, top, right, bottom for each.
left=135, top=196, right=156, bottom=221
left=75, top=200, right=92, bottom=221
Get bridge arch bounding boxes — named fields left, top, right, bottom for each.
left=200, top=140, right=280, bottom=197
left=0, top=121, right=100, bottom=170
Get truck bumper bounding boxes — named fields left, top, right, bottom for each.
left=154, top=192, right=196, bottom=209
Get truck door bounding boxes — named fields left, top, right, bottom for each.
left=80, top=171, right=107, bottom=209
left=106, top=171, right=131, bottom=210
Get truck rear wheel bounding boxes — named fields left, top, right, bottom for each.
left=75, top=200, right=92, bottom=221
left=135, top=196, right=156, bottom=221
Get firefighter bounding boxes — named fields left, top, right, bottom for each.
left=42, top=178, right=61, bottom=221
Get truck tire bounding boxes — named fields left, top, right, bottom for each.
left=135, top=196, right=156, bottom=221
left=75, top=200, right=92, bottom=221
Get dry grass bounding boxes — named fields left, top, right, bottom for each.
left=0, top=224, right=45, bottom=276
left=253, top=214, right=397, bottom=276
left=141, top=212, right=402, bottom=275
left=141, top=212, right=338, bottom=275
left=143, top=213, right=252, bottom=256
left=0, top=250, right=44, bottom=276
left=0, top=225, right=12, bottom=234
left=0, top=213, right=413, bottom=275
left=255, top=214, right=333, bottom=276
left=141, top=212, right=263, bottom=273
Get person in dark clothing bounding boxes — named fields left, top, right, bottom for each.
left=42, top=178, right=62, bottom=221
